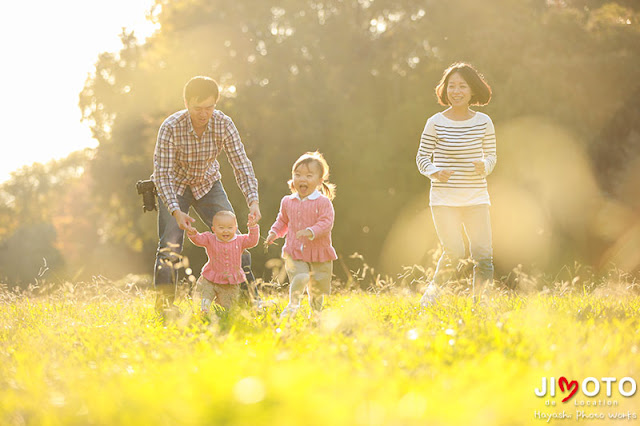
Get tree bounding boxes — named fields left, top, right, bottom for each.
left=74, top=0, right=640, bottom=280
left=0, top=151, right=92, bottom=284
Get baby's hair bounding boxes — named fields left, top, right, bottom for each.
left=435, top=62, right=492, bottom=106
left=212, top=210, right=237, bottom=222
left=288, top=151, right=336, bottom=200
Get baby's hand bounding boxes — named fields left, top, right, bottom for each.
left=186, top=227, right=198, bottom=236
left=296, top=229, right=313, bottom=240
left=247, top=217, right=258, bottom=228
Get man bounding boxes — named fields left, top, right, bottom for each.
left=151, top=76, right=261, bottom=314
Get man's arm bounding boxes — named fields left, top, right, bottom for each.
left=221, top=115, right=260, bottom=216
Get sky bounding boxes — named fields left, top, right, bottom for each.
left=0, top=0, right=158, bottom=184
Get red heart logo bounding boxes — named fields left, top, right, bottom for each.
left=559, top=377, right=578, bottom=402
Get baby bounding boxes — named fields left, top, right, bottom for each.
left=187, top=211, right=259, bottom=312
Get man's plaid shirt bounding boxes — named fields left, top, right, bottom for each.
left=151, top=109, right=259, bottom=214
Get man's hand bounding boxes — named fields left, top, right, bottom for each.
left=173, top=210, right=196, bottom=233
left=248, top=201, right=261, bottom=223
left=431, top=169, right=455, bottom=182
left=472, top=160, right=485, bottom=175
left=296, top=229, right=313, bottom=240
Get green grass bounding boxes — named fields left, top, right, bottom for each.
left=1, top=275, right=640, bottom=425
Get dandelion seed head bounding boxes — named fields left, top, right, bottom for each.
left=50, top=392, right=66, bottom=407
left=233, top=377, right=266, bottom=404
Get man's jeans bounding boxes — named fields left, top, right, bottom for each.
left=431, top=204, right=494, bottom=291
left=154, top=181, right=255, bottom=308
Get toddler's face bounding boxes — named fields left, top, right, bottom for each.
left=292, top=162, right=323, bottom=199
left=212, top=215, right=238, bottom=242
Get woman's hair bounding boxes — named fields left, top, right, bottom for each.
left=288, top=151, right=336, bottom=200
left=435, top=63, right=492, bottom=106
left=184, top=76, right=220, bottom=104
left=212, top=210, right=237, bottom=223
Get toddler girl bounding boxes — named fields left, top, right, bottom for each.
left=187, top=211, right=259, bottom=312
left=265, top=151, right=337, bottom=316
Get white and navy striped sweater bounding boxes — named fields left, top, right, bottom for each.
left=417, top=111, right=497, bottom=206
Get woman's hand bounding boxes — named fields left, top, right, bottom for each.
left=472, top=160, right=486, bottom=175
left=431, top=169, right=455, bottom=182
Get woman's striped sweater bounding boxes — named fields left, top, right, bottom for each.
left=416, top=111, right=497, bottom=206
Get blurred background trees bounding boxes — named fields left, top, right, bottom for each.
left=2, top=0, right=639, bottom=286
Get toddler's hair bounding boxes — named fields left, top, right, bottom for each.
left=288, top=151, right=336, bottom=200
left=212, top=210, right=237, bottom=223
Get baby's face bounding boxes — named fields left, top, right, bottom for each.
left=212, top=215, right=238, bottom=242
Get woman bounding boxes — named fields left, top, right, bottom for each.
left=416, top=62, right=496, bottom=305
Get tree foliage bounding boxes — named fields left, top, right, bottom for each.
left=2, top=0, right=640, bottom=285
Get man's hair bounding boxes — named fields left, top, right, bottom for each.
left=435, top=63, right=492, bottom=106
left=183, top=76, right=220, bottom=104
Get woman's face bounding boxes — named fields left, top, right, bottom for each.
left=446, top=72, right=473, bottom=107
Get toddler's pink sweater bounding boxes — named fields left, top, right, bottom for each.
left=188, top=225, right=259, bottom=284
left=269, top=191, right=337, bottom=263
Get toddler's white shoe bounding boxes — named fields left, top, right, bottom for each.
left=255, top=299, right=275, bottom=310
left=279, top=305, right=299, bottom=319
left=201, top=298, right=213, bottom=313
left=419, top=284, right=440, bottom=308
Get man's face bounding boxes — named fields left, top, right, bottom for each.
left=186, top=96, right=216, bottom=129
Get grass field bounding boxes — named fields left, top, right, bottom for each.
left=2, top=269, right=640, bottom=426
